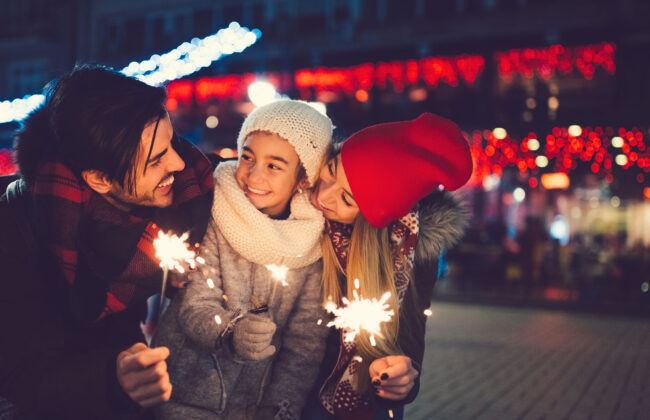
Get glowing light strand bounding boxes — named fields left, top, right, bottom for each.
left=0, top=22, right=261, bottom=123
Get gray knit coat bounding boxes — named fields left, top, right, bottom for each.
left=152, top=219, right=328, bottom=420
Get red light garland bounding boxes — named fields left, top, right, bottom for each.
left=166, top=42, right=615, bottom=105
left=496, top=42, right=615, bottom=82
left=0, top=149, right=17, bottom=176
left=467, top=126, right=650, bottom=190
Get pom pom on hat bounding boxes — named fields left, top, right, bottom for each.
left=341, top=113, right=473, bottom=228
left=237, top=100, right=333, bottom=186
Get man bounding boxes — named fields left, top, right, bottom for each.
left=0, top=66, right=214, bottom=419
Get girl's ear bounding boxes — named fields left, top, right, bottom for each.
left=298, top=177, right=310, bottom=191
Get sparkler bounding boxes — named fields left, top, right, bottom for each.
left=325, top=279, right=394, bottom=346
left=265, top=264, right=289, bottom=286
left=154, top=230, right=202, bottom=309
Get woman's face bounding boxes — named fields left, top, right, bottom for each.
left=310, top=154, right=360, bottom=224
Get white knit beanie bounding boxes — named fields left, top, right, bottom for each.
left=237, top=100, right=333, bottom=186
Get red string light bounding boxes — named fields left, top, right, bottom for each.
left=496, top=42, right=615, bottom=82
left=0, top=149, right=17, bottom=176
left=166, top=42, right=616, bottom=104
left=467, top=126, right=649, bottom=195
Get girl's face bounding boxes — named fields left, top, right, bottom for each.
left=236, top=131, right=306, bottom=217
left=310, top=154, right=360, bottom=224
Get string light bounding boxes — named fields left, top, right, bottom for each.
left=0, top=22, right=261, bottom=124
left=497, top=42, right=615, bottom=82
left=467, top=125, right=649, bottom=198
left=122, top=22, right=260, bottom=86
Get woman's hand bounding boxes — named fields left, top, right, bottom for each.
left=369, top=355, right=419, bottom=400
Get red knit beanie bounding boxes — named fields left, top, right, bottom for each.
left=340, top=113, right=472, bottom=228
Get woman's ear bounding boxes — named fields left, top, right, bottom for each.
left=81, top=169, right=113, bottom=194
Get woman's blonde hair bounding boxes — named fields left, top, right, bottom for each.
left=322, top=211, right=404, bottom=393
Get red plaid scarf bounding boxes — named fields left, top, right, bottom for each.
left=31, top=138, right=213, bottom=322
left=322, top=209, right=419, bottom=418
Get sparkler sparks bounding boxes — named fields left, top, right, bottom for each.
left=153, top=230, right=203, bottom=308
left=325, top=279, right=394, bottom=346
left=424, top=308, right=433, bottom=316
left=154, top=231, right=199, bottom=273
left=265, top=264, right=289, bottom=286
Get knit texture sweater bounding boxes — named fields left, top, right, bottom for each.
left=153, top=162, right=329, bottom=420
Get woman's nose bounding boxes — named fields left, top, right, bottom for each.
left=319, top=182, right=336, bottom=205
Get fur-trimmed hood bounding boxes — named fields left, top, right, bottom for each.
left=14, top=106, right=57, bottom=187
left=415, top=190, right=469, bottom=264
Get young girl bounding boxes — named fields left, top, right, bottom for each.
left=304, top=113, right=473, bottom=419
left=153, top=100, right=333, bottom=420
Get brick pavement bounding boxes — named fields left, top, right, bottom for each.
left=405, top=302, right=650, bottom=420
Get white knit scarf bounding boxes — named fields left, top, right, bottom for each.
left=211, top=161, right=324, bottom=269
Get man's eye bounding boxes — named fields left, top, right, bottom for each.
left=342, top=194, right=352, bottom=207
left=150, top=160, right=162, bottom=167
left=327, top=162, right=334, bottom=175
left=241, top=154, right=252, bottom=161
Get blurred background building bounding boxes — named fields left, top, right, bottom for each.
left=1, top=0, right=649, bottom=313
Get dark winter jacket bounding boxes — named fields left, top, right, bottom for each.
left=312, top=191, right=468, bottom=418
left=0, top=142, right=216, bottom=419
left=0, top=177, right=146, bottom=419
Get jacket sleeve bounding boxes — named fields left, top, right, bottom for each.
left=0, top=191, right=144, bottom=420
left=259, top=263, right=330, bottom=419
left=377, top=190, right=467, bottom=407
left=374, top=255, right=438, bottom=410
left=176, top=219, right=234, bottom=352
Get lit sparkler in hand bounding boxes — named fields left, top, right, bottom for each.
left=154, top=230, right=201, bottom=309
left=325, top=279, right=394, bottom=346
left=265, top=264, right=289, bottom=286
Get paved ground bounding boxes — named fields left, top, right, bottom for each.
left=405, top=302, right=650, bottom=420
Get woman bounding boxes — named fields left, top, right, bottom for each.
left=304, top=113, right=473, bottom=419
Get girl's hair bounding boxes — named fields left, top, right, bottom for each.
left=321, top=143, right=405, bottom=391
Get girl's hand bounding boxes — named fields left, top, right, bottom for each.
left=369, top=355, right=419, bottom=400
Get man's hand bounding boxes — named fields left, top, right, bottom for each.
left=369, top=355, right=419, bottom=400
left=116, top=343, right=172, bottom=407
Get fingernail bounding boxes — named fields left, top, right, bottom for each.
left=372, top=379, right=381, bottom=386
left=381, top=373, right=389, bottom=380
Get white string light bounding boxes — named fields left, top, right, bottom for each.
left=0, top=22, right=261, bottom=124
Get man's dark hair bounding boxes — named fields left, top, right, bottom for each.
left=15, top=65, right=167, bottom=192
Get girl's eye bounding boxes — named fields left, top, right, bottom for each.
left=241, top=154, right=252, bottom=161
left=150, top=160, right=162, bottom=168
left=327, top=161, right=334, bottom=176
left=342, top=194, right=352, bottom=207
left=268, top=164, right=280, bottom=170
